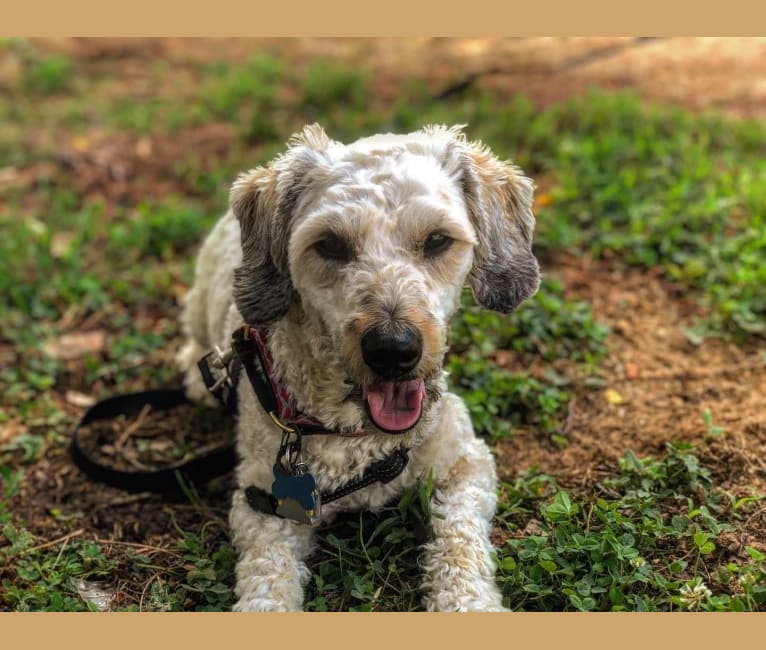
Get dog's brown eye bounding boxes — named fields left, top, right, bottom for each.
left=423, top=232, right=453, bottom=258
left=314, top=233, right=352, bottom=263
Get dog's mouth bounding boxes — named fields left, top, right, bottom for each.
left=362, top=378, right=426, bottom=434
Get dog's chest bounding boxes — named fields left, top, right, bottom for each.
left=300, top=434, right=410, bottom=493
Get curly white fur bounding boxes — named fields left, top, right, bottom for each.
left=178, top=124, right=539, bottom=612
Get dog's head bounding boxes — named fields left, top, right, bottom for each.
left=231, top=124, right=540, bottom=435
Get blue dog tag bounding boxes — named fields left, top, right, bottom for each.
left=271, top=464, right=322, bottom=526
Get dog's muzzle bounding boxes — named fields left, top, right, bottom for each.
left=360, top=325, right=426, bottom=434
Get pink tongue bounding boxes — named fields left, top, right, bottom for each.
left=365, top=379, right=425, bottom=432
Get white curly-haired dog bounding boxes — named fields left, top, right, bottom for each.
left=177, top=124, right=540, bottom=612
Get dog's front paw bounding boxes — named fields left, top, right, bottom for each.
left=424, top=588, right=509, bottom=612
left=233, top=596, right=302, bottom=612
left=232, top=574, right=306, bottom=612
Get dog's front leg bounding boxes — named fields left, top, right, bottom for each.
left=419, top=437, right=507, bottom=612
left=229, top=489, right=315, bottom=612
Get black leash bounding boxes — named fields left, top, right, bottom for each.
left=69, top=389, right=236, bottom=494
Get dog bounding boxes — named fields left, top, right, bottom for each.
left=177, top=124, right=540, bottom=612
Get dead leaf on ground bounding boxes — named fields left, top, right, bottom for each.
left=625, top=362, right=641, bottom=379
left=0, top=419, right=27, bottom=445
left=535, top=192, right=554, bottom=208
left=604, top=388, right=626, bottom=405
left=494, top=350, right=515, bottom=368
left=134, top=137, right=153, bottom=159
left=70, top=135, right=90, bottom=152
left=44, top=330, right=107, bottom=360
left=51, top=232, right=76, bottom=258
left=73, top=578, right=116, bottom=611
left=65, top=390, right=97, bottom=408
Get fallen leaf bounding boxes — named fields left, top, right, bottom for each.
left=0, top=419, right=27, bottom=444
left=71, top=135, right=90, bottom=152
left=604, top=388, right=625, bottom=405
left=0, top=167, right=20, bottom=191
left=494, top=350, right=515, bottom=368
left=44, top=330, right=107, bottom=360
left=625, top=362, right=640, bottom=379
left=134, top=137, right=153, bottom=159
left=73, top=579, right=115, bottom=611
left=50, top=232, right=75, bottom=258
left=65, top=390, right=97, bottom=408
left=535, top=192, right=553, bottom=208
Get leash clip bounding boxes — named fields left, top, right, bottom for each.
left=207, top=345, right=234, bottom=392
left=198, top=344, right=237, bottom=410
left=275, top=418, right=302, bottom=473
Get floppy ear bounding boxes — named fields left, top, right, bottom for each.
left=230, top=164, right=291, bottom=326
left=450, top=131, right=541, bottom=313
left=231, top=124, right=333, bottom=326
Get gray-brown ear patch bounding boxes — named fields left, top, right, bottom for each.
left=470, top=253, right=540, bottom=313
left=233, top=261, right=293, bottom=326
left=452, top=136, right=541, bottom=314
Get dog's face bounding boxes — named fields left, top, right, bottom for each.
left=230, top=125, right=540, bottom=435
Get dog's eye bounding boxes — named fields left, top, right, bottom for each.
left=314, top=233, right=352, bottom=263
left=423, top=232, right=453, bottom=258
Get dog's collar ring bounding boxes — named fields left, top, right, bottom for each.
left=268, top=410, right=297, bottom=434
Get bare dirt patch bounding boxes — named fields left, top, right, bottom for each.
left=496, top=255, right=766, bottom=504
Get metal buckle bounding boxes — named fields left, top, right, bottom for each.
left=200, top=345, right=234, bottom=394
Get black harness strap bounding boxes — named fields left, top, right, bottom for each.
left=319, top=446, right=410, bottom=504
left=198, top=327, right=328, bottom=435
left=227, top=327, right=411, bottom=518
left=245, top=446, right=409, bottom=515
left=229, top=327, right=279, bottom=416
left=70, top=389, right=236, bottom=494
left=197, top=352, right=241, bottom=415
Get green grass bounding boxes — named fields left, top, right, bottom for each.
left=302, top=442, right=766, bottom=612
left=304, top=477, right=433, bottom=612
left=0, top=198, right=215, bottom=325
left=447, top=279, right=609, bottom=442
left=22, top=54, right=74, bottom=95
left=496, top=442, right=766, bottom=611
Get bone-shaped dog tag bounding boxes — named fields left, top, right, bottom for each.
left=271, top=464, right=322, bottom=526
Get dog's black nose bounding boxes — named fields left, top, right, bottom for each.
left=361, top=327, right=422, bottom=378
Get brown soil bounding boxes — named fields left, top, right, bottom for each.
left=8, top=439, right=234, bottom=546
left=53, top=125, right=237, bottom=209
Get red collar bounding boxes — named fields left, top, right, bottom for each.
left=247, top=327, right=369, bottom=438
